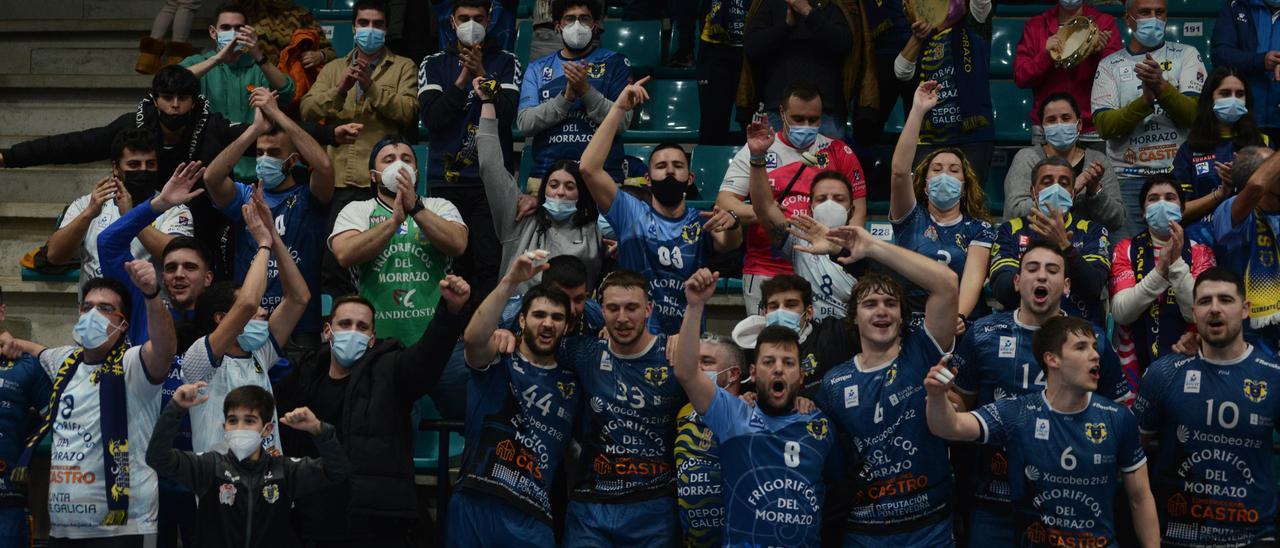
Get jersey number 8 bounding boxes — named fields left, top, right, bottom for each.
left=785, top=441, right=801, bottom=468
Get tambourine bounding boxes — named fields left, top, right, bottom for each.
left=1051, top=16, right=1102, bottom=69
left=904, top=0, right=967, bottom=30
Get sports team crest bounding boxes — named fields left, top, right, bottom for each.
left=262, top=484, right=279, bottom=504
left=586, top=62, right=606, bottom=78
left=1245, top=379, right=1268, bottom=403
left=558, top=381, right=576, bottom=400
left=884, top=365, right=898, bottom=386
left=681, top=222, right=702, bottom=244
left=219, top=483, right=236, bottom=506
left=806, top=418, right=829, bottom=440
left=1084, top=422, right=1108, bottom=444
left=644, top=367, right=669, bottom=386
left=814, top=152, right=829, bottom=168
left=801, top=353, right=817, bottom=378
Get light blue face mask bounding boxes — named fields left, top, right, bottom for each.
left=1059, top=0, right=1083, bottom=10
left=1044, top=123, right=1079, bottom=151
left=1038, top=184, right=1074, bottom=215
left=73, top=308, right=116, bottom=350
left=237, top=319, right=270, bottom=352
left=765, top=308, right=803, bottom=334
left=542, top=196, right=577, bottom=222
left=927, top=173, right=963, bottom=210
left=354, top=26, right=386, bottom=54
left=331, top=330, right=371, bottom=368
left=1213, top=97, right=1248, bottom=124
left=256, top=154, right=291, bottom=190
left=597, top=215, right=617, bottom=239
left=704, top=369, right=724, bottom=387
left=216, top=30, right=237, bottom=51
left=1133, top=17, right=1165, bottom=48
left=787, top=125, right=819, bottom=149
left=1144, top=200, right=1182, bottom=236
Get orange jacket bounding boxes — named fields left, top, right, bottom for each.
left=278, top=28, right=324, bottom=115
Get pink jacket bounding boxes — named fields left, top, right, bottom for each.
left=1013, top=5, right=1123, bottom=133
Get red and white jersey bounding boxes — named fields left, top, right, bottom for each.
left=721, top=132, right=867, bottom=276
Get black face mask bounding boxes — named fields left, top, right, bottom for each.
left=122, top=170, right=157, bottom=204
left=650, top=174, right=687, bottom=208
left=157, top=109, right=193, bottom=130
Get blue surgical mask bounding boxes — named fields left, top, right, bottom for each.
left=1044, top=123, right=1079, bottom=151
left=787, top=125, right=819, bottom=149
left=1213, top=97, right=1248, bottom=124
left=1144, top=200, right=1182, bottom=237
left=705, top=369, right=724, bottom=387
left=1038, top=184, right=1074, bottom=215
left=216, top=30, right=237, bottom=51
left=331, top=330, right=370, bottom=368
left=927, top=173, right=963, bottom=210
left=1134, top=17, right=1165, bottom=48
left=597, top=215, right=616, bottom=239
left=542, top=196, right=577, bottom=222
left=765, top=309, right=803, bottom=334
left=354, top=26, right=386, bottom=54
left=256, top=154, right=291, bottom=190
left=73, top=308, right=117, bottom=350
left=237, top=319, right=270, bottom=352
left=1059, top=0, right=1083, bottom=10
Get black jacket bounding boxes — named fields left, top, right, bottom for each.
left=273, top=303, right=470, bottom=535
left=146, top=402, right=350, bottom=548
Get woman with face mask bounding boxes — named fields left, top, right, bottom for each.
left=475, top=78, right=604, bottom=294
left=889, top=80, right=996, bottom=333
left=1109, top=175, right=1216, bottom=379
left=1171, top=67, right=1267, bottom=225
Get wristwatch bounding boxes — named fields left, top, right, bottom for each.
left=254, top=55, right=268, bottom=66
left=726, top=210, right=741, bottom=230
left=408, top=198, right=425, bottom=216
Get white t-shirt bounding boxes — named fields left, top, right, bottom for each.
left=781, top=234, right=854, bottom=321
left=39, top=345, right=161, bottom=539
left=327, top=196, right=466, bottom=249
left=1091, top=41, right=1206, bottom=178
left=59, top=195, right=193, bottom=287
left=180, top=336, right=283, bottom=456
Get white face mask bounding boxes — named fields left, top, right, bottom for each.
left=456, top=20, right=486, bottom=47
left=812, top=199, right=849, bottom=228
left=225, top=429, right=263, bottom=461
left=377, top=160, right=417, bottom=194
left=562, top=21, right=593, bottom=50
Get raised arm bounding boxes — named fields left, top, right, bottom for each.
left=746, top=121, right=788, bottom=245
left=463, top=253, right=548, bottom=368
left=478, top=79, right=521, bottom=241
left=204, top=109, right=269, bottom=209
left=395, top=276, right=474, bottom=400
left=891, top=81, right=939, bottom=220
left=580, top=76, right=652, bottom=213
left=1234, top=144, right=1280, bottom=225
left=828, top=225, right=959, bottom=348
left=923, top=357, right=982, bottom=441
left=146, top=383, right=219, bottom=491
left=674, top=268, right=719, bottom=415
left=252, top=88, right=334, bottom=204
left=246, top=186, right=309, bottom=346
left=207, top=204, right=273, bottom=361
left=48, top=178, right=116, bottom=265
left=129, top=260, right=177, bottom=383
left=279, top=407, right=351, bottom=498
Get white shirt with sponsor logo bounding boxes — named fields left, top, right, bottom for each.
left=59, top=194, right=193, bottom=288
left=38, top=345, right=161, bottom=539
left=1090, top=41, right=1206, bottom=178
left=180, top=336, right=283, bottom=456
left=327, top=196, right=464, bottom=248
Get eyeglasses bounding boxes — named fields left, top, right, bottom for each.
left=79, top=302, right=120, bottom=316
left=561, top=14, right=595, bottom=25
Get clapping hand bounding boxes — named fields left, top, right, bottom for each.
left=1073, top=161, right=1104, bottom=196
left=1029, top=205, right=1073, bottom=251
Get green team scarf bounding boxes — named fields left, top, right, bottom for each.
left=358, top=199, right=449, bottom=345
left=13, top=342, right=132, bottom=525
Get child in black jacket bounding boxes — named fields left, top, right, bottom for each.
left=146, top=382, right=350, bottom=547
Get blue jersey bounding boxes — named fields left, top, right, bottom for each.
left=563, top=334, right=688, bottom=502
left=220, top=179, right=324, bottom=334
left=457, top=353, right=582, bottom=522
left=991, top=213, right=1112, bottom=327
left=974, top=392, right=1146, bottom=547
left=1213, top=197, right=1280, bottom=350
left=954, top=311, right=1131, bottom=509
left=702, top=388, right=835, bottom=546
left=893, top=203, right=995, bottom=312
left=519, top=48, right=630, bottom=181
left=816, top=331, right=953, bottom=533
left=1133, top=346, right=1280, bottom=546
left=418, top=46, right=521, bottom=186
left=0, top=355, right=52, bottom=505
left=606, top=191, right=707, bottom=336
left=674, top=403, right=724, bottom=548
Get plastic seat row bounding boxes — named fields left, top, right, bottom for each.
left=991, top=16, right=1217, bottom=78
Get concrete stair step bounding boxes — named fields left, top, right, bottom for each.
left=0, top=169, right=104, bottom=204
left=0, top=201, right=67, bottom=220
left=0, top=275, right=80, bottom=348
left=0, top=73, right=153, bottom=88
left=0, top=1, right=218, bottom=22
left=0, top=101, right=139, bottom=136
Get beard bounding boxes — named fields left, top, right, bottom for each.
left=522, top=327, right=561, bottom=357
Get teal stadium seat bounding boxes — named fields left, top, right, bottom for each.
left=626, top=80, right=699, bottom=142
left=515, top=19, right=534, bottom=66
left=990, top=80, right=1033, bottom=144
left=321, top=294, right=333, bottom=316
left=600, top=20, right=664, bottom=71
left=517, top=0, right=535, bottom=18
left=990, top=18, right=1023, bottom=78
left=412, top=144, right=429, bottom=195
left=295, top=0, right=328, bottom=10
left=690, top=145, right=739, bottom=207
left=1167, top=0, right=1220, bottom=18
left=413, top=396, right=465, bottom=474
left=20, top=267, right=79, bottom=283
left=321, top=21, right=354, bottom=57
